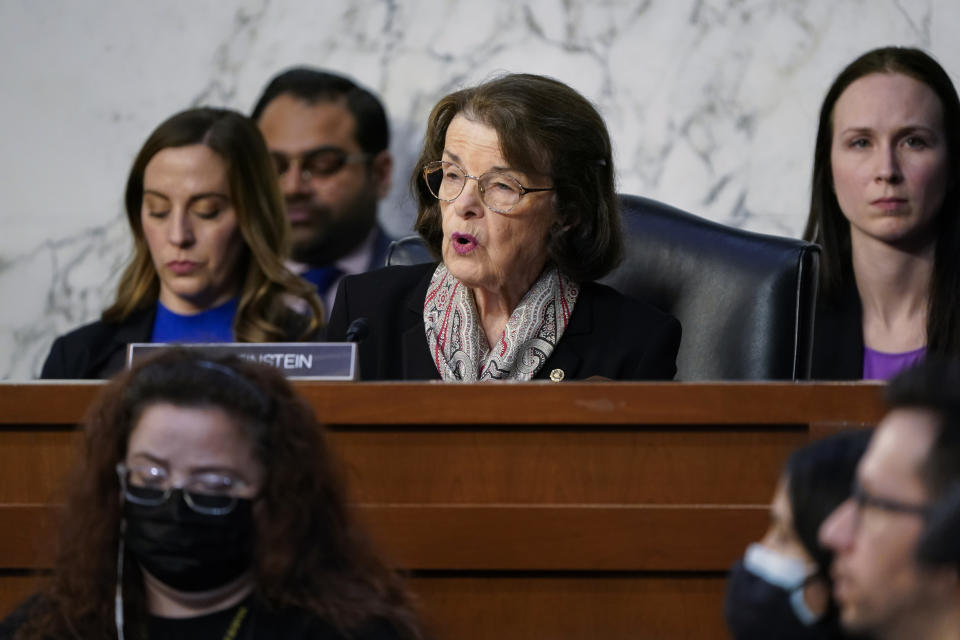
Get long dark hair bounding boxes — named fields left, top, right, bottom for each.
left=103, top=107, right=323, bottom=339
left=803, top=46, right=960, bottom=356
left=785, top=430, right=871, bottom=636
left=16, top=350, right=423, bottom=639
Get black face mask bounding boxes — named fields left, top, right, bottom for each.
left=122, top=490, right=255, bottom=592
left=724, top=544, right=823, bottom=640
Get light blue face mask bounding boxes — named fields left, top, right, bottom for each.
left=743, top=542, right=822, bottom=625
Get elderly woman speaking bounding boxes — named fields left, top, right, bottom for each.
left=327, top=74, right=680, bottom=381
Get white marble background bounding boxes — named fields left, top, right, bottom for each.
left=1, top=0, right=957, bottom=379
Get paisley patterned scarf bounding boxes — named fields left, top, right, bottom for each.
left=423, top=262, right=578, bottom=381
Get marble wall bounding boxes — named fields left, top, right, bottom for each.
left=1, top=0, right=956, bottom=379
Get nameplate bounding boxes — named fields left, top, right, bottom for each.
left=126, top=343, right=358, bottom=380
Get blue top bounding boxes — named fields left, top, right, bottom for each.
left=151, top=298, right=237, bottom=343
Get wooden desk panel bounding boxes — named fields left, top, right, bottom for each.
left=411, top=574, right=727, bottom=640
left=0, top=575, right=43, bottom=619
left=0, top=573, right=728, bottom=640
left=0, top=428, right=803, bottom=505
left=0, top=429, right=78, bottom=502
left=336, top=428, right=805, bottom=504
left=0, top=382, right=886, bottom=638
left=0, top=504, right=768, bottom=572
left=1, top=381, right=882, bottom=425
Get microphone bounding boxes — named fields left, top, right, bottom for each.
left=345, top=317, right=370, bottom=343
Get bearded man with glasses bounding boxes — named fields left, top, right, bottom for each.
left=819, top=359, right=960, bottom=640
left=253, top=68, right=401, bottom=317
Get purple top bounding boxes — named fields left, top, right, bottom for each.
left=862, top=346, right=926, bottom=381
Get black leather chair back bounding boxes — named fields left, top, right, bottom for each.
left=384, top=235, right=436, bottom=267
left=600, top=195, right=819, bottom=380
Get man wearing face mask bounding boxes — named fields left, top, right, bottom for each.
left=252, top=68, right=403, bottom=317
left=725, top=430, right=870, bottom=640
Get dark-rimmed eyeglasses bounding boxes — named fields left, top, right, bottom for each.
left=850, top=481, right=930, bottom=526
left=270, top=146, right=372, bottom=181
left=423, top=160, right=554, bottom=214
left=116, top=462, right=249, bottom=516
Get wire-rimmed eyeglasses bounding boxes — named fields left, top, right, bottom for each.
left=848, top=480, right=930, bottom=528
left=270, top=145, right=372, bottom=181
left=422, top=160, right=554, bottom=214
left=116, top=462, right=248, bottom=516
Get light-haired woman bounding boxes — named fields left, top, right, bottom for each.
left=42, top=108, right=323, bottom=378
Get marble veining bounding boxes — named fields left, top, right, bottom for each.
left=2, top=0, right=958, bottom=378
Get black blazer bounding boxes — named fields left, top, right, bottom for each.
left=41, top=306, right=156, bottom=379
left=327, top=263, right=681, bottom=381
left=810, top=285, right=863, bottom=380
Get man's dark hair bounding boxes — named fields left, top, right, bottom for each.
left=918, top=483, right=960, bottom=569
left=785, top=429, right=871, bottom=632
left=251, top=67, right=389, bottom=154
left=887, top=358, right=960, bottom=498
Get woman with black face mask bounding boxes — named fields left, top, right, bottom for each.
left=0, top=350, right=425, bottom=640
left=725, top=430, right=871, bottom=640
